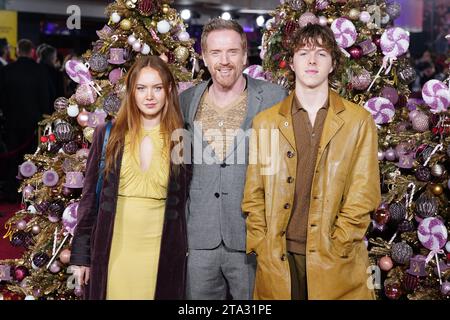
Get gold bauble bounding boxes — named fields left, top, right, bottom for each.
left=150, top=20, right=157, bottom=27
left=83, top=127, right=94, bottom=143
left=162, top=4, right=170, bottom=14
left=327, top=17, right=335, bottom=25
left=349, top=9, right=360, bottom=20
left=125, top=0, right=136, bottom=9
left=174, top=46, right=189, bottom=63
left=120, top=19, right=132, bottom=31
left=431, top=184, right=443, bottom=196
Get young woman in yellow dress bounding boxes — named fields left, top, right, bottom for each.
left=70, top=56, right=189, bottom=300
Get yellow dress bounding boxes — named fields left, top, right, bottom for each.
left=106, top=125, right=169, bottom=300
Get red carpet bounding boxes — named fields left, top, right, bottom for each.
left=0, top=203, right=25, bottom=260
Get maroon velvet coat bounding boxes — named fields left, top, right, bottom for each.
left=70, top=122, right=190, bottom=300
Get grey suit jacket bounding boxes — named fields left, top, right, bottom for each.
left=179, top=75, right=287, bottom=251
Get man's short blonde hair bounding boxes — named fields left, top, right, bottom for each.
left=201, top=18, right=247, bottom=53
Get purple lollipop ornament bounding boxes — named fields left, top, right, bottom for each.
left=418, top=217, right=448, bottom=250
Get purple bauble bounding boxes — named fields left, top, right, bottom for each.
left=378, top=150, right=385, bottom=161
left=48, top=201, right=64, bottom=215
left=22, top=185, right=34, bottom=199
left=42, top=170, right=59, bottom=187
left=14, top=266, right=29, bottom=282
left=391, top=242, right=413, bottom=264
left=48, top=212, right=60, bottom=223
left=54, top=97, right=69, bottom=111
left=381, top=86, right=399, bottom=105
left=11, top=231, right=26, bottom=247
left=32, top=252, right=49, bottom=269
left=20, top=161, right=37, bottom=177
left=388, top=202, right=406, bottom=223
left=49, top=261, right=61, bottom=274
left=408, top=110, right=420, bottom=121
left=54, top=122, right=74, bottom=142
left=415, top=166, right=431, bottom=182
left=398, top=220, right=414, bottom=233
left=35, top=201, right=49, bottom=214
left=31, top=225, right=41, bottom=235
left=384, top=282, right=402, bottom=300
left=412, top=113, right=429, bottom=132
left=63, top=141, right=79, bottom=154
left=385, top=148, right=397, bottom=161
left=16, top=220, right=27, bottom=231
left=62, top=187, right=73, bottom=197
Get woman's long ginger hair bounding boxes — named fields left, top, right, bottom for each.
left=104, top=56, right=184, bottom=177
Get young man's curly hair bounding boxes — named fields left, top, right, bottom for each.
left=290, top=23, right=343, bottom=81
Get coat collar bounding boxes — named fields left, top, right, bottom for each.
left=277, top=89, right=345, bottom=152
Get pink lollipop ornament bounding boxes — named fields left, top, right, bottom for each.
left=418, top=217, right=447, bottom=251
left=421, top=80, right=449, bottom=113
left=65, top=59, right=92, bottom=84
left=418, top=217, right=448, bottom=284
left=380, top=27, right=409, bottom=58
left=363, top=97, right=395, bottom=124
left=331, top=18, right=357, bottom=48
left=368, top=27, right=409, bottom=92
left=243, top=65, right=266, bottom=81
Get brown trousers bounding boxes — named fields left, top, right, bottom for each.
left=288, top=252, right=308, bottom=300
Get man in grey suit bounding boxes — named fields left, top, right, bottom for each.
left=179, top=18, right=287, bottom=299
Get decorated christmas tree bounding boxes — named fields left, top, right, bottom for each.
left=0, top=0, right=200, bottom=300
left=253, top=0, right=450, bottom=300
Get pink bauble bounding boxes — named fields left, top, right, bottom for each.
left=22, top=185, right=34, bottom=199
left=75, top=84, right=97, bottom=106
left=411, top=113, right=429, bottom=132
left=348, top=45, right=363, bottom=59
left=408, top=110, right=421, bottom=121
left=298, top=12, right=319, bottom=28
left=59, top=249, right=71, bottom=264
left=108, top=68, right=123, bottom=84
left=381, top=86, right=399, bottom=105
left=379, top=256, right=394, bottom=271
left=359, top=11, right=371, bottom=23
left=421, top=79, right=449, bottom=113
left=76, top=109, right=90, bottom=127
left=49, top=261, right=61, bottom=274
left=318, top=16, right=328, bottom=26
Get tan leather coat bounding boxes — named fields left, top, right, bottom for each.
left=242, top=91, right=380, bottom=300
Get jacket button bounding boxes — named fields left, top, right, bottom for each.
left=281, top=254, right=287, bottom=261
left=287, top=151, right=294, bottom=158
left=313, top=196, right=319, bottom=200
left=214, top=193, right=220, bottom=198
left=280, top=230, right=286, bottom=236
left=310, top=224, right=317, bottom=227
left=284, top=203, right=290, bottom=209
left=221, top=163, right=227, bottom=168
left=287, top=177, right=294, bottom=183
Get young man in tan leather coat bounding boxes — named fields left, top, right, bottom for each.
left=242, top=24, right=381, bottom=300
